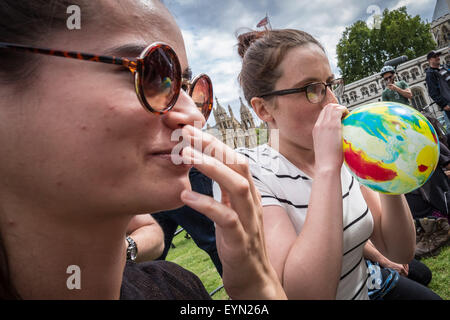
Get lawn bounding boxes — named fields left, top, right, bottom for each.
left=422, top=245, right=450, bottom=299
left=166, top=230, right=449, bottom=300
left=166, top=230, right=227, bottom=300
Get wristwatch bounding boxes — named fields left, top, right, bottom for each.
left=126, top=236, right=138, bottom=262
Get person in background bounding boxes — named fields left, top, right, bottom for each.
left=380, top=65, right=412, bottom=105
left=425, top=50, right=450, bottom=130
left=152, top=167, right=222, bottom=276
left=364, top=240, right=441, bottom=300
left=404, top=114, right=450, bottom=259
left=234, top=28, right=416, bottom=300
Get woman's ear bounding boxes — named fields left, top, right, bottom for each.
left=250, top=97, right=274, bottom=123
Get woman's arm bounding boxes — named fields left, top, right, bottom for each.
left=363, top=240, right=408, bottom=276
left=126, top=214, right=165, bottom=262
left=266, top=168, right=344, bottom=300
left=361, top=186, right=415, bottom=264
left=389, top=84, right=412, bottom=99
left=266, top=104, right=349, bottom=299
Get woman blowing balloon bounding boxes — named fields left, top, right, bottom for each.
left=235, top=29, right=416, bottom=299
left=0, top=0, right=285, bottom=299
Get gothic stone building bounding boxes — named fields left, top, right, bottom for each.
left=205, top=97, right=259, bottom=149
left=341, top=0, right=449, bottom=121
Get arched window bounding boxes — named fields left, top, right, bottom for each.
left=422, top=63, right=429, bottom=73
left=342, top=94, right=350, bottom=104
left=369, top=83, right=378, bottom=94
left=401, top=71, right=409, bottom=82
left=411, top=87, right=426, bottom=111
left=361, top=87, right=369, bottom=97
left=349, top=91, right=357, bottom=102
left=410, top=68, right=419, bottom=80
left=442, top=25, right=449, bottom=42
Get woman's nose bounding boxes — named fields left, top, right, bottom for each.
left=322, top=87, right=338, bottom=107
left=162, top=90, right=206, bottom=129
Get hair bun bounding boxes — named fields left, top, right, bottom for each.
left=236, top=30, right=265, bottom=59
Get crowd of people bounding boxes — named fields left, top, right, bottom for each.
left=380, top=53, right=450, bottom=263
left=0, top=0, right=448, bottom=301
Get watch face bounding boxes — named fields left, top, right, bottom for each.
left=130, top=247, right=137, bottom=261
left=126, top=237, right=138, bottom=261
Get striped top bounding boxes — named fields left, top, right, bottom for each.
left=236, top=144, right=374, bottom=300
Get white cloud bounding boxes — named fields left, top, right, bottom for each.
left=391, top=0, right=435, bottom=12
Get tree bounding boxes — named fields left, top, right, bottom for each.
left=337, top=7, right=436, bottom=84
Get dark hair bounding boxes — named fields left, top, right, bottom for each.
left=236, top=29, right=325, bottom=106
left=0, top=0, right=97, bottom=85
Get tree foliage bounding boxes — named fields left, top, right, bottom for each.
left=337, top=7, right=436, bottom=84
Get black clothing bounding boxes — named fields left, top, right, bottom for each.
left=405, top=142, right=450, bottom=218
left=120, top=260, right=211, bottom=300
left=425, top=65, right=450, bottom=109
left=152, top=167, right=223, bottom=276
left=381, top=267, right=441, bottom=300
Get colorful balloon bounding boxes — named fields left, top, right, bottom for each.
left=342, top=102, right=440, bottom=195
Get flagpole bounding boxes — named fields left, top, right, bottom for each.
left=264, top=13, right=268, bottom=31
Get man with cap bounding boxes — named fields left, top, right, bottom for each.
left=425, top=50, right=450, bottom=129
left=380, top=65, right=412, bottom=105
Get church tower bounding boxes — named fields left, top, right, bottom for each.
left=212, top=97, right=235, bottom=148
left=213, top=96, right=230, bottom=131
left=431, top=0, right=450, bottom=49
left=239, top=97, right=255, bottom=130
left=239, top=97, right=258, bottom=148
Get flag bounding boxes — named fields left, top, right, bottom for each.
left=256, top=15, right=269, bottom=28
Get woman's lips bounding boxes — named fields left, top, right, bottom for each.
left=147, top=150, right=192, bottom=168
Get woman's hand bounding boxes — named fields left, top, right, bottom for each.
left=383, top=261, right=409, bottom=277
left=312, top=103, right=348, bottom=172
left=378, top=253, right=409, bottom=277
left=179, top=125, right=286, bottom=300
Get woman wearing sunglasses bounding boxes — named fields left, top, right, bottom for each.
left=0, top=0, right=285, bottom=300
left=235, top=29, right=416, bottom=299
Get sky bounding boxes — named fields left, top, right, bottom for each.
left=164, top=0, right=437, bottom=127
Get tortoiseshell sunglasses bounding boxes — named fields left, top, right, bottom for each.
left=0, top=42, right=213, bottom=120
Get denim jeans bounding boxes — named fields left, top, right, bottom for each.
left=152, top=167, right=223, bottom=277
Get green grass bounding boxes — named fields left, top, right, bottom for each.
left=166, top=230, right=228, bottom=300
left=422, top=245, right=450, bottom=299
left=167, top=230, right=449, bottom=300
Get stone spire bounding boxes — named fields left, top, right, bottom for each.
left=431, top=0, right=450, bottom=48
left=239, top=97, right=255, bottom=130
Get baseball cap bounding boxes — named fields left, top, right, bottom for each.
left=427, top=50, right=441, bottom=60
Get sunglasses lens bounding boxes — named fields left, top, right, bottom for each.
left=190, top=74, right=213, bottom=121
left=141, top=45, right=181, bottom=112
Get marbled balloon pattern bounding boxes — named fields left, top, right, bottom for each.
left=342, top=102, right=440, bottom=194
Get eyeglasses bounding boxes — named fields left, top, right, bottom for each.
left=258, top=78, right=343, bottom=104
left=0, top=42, right=213, bottom=121
left=382, top=75, right=394, bottom=82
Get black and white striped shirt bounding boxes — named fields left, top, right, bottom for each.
left=236, top=144, right=374, bottom=300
